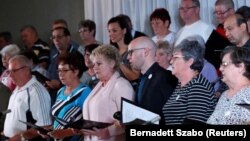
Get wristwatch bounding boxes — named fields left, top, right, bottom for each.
left=20, top=133, right=26, bottom=141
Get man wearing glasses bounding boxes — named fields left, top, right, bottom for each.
left=214, top=0, right=235, bottom=38
left=127, top=37, right=177, bottom=125
left=3, top=55, right=51, bottom=141
left=174, top=0, right=215, bottom=46
left=46, top=27, right=85, bottom=104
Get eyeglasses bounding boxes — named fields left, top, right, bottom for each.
left=220, top=61, right=232, bottom=68
left=8, top=66, right=27, bottom=74
left=127, top=48, right=146, bottom=56
left=214, top=8, right=231, bottom=16
left=57, top=69, right=72, bottom=74
left=179, top=6, right=197, bottom=11
left=171, top=55, right=185, bottom=62
left=78, top=28, right=89, bottom=33
left=50, top=35, right=65, bottom=40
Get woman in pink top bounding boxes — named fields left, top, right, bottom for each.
left=81, top=44, right=134, bottom=141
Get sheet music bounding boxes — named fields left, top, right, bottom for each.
left=121, top=98, right=160, bottom=125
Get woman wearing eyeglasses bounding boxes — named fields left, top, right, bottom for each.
left=207, top=46, right=250, bottom=125
left=41, top=52, right=91, bottom=141
left=162, top=39, right=216, bottom=125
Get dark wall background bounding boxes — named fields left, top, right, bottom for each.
left=0, top=0, right=84, bottom=47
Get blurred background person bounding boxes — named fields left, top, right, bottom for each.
left=207, top=46, right=250, bottom=125
left=80, top=44, right=100, bottom=89
left=117, top=14, right=147, bottom=39
left=236, top=6, right=250, bottom=34
left=20, top=25, right=50, bottom=70
left=108, top=16, right=140, bottom=89
left=224, top=14, right=250, bottom=48
left=155, top=41, right=173, bottom=71
left=78, top=19, right=102, bottom=55
left=162, top=39, right=216, bottom=125
left=175, top=0, right=214, bottom=46
left=81, top=45, right=134, bottom=141
left=20, top=50, right=49, bottom=81
left=214, top=0, right=235, bottom=38
left=0, top=44, right=20, bottom=91
left=150, top=8, right=176, bottom=45
left=0, top=31, right=12, bottom=74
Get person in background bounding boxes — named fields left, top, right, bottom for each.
left=117, top=14, right=147, bottom=39
left=41, top=52, right=91, bottom=141
left=150, top=8, right=176, bottom=45
left=214, top=0, right=235, bottom=38
left=155, top=41, right=173, bottom=71
left=78, top=19, right=102, bottom=55
left=0, top=31, right=12, bottom=49
left=81, top=45, right=134, bottom=141
left=224, top=14, right=250, bottom=48
left=3, top=55, right=51, bottom=140
left=47, top=27, right=85, bottom=104
left=80, top=44, right=100, bottom=89
left=20, top=25, right=50, bottom=70
left=174, top=0, right=214, bottom=46
left=127, top=37, right=177, bottom=125
left=207, top=46, right=250, bottom=125
left=20, top=50, right=49, bottom=76
left=162, top=39, right=216, bottom=125
left=0, top=44, right=20, bottom=91
left=0, top=31, right=13, bottom=74
left=108, top=16, right=140, bottom=88
left=236, top=6, right=250, bottom=34
left=50, top=19, right=79, bottom=60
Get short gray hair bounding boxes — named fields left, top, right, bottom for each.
left=9, top=55, right=32, bottom=69
left=174, top=39, right=204, bottom=72
left=0, top=44, right=20, bottom=57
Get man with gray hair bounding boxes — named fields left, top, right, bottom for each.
left=174, top=0, right=215, bottom=46
left=3, top=55, right=51, bottom=140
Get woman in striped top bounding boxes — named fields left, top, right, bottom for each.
left=162, top=39, right=216, bottom=125
left=43, top=52, right=91, bottom=141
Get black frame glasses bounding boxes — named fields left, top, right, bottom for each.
left=214, top=8, right=231, bottom=16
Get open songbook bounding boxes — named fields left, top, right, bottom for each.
left=52, top=116, right=112, bottom=130
left=121, top=98, right=161, bottom=125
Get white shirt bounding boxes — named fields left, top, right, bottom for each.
left=152, top=31, right=176, bottom=46
left=4, top=76, right=51, bottom=137
left=174, top=20, right=215, bottom=46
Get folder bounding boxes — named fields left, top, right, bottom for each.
left=52, top=116, right=112, bottom=130
left=19, top=120, right=52, bottom=134
left=236, top=103, right=250, bottom=111
left=32, top=71, right=50, bottom=84
left=121, top=98, right=161, bottom=125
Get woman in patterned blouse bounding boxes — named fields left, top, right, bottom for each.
left=207, top=46, right=250, bottom=125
